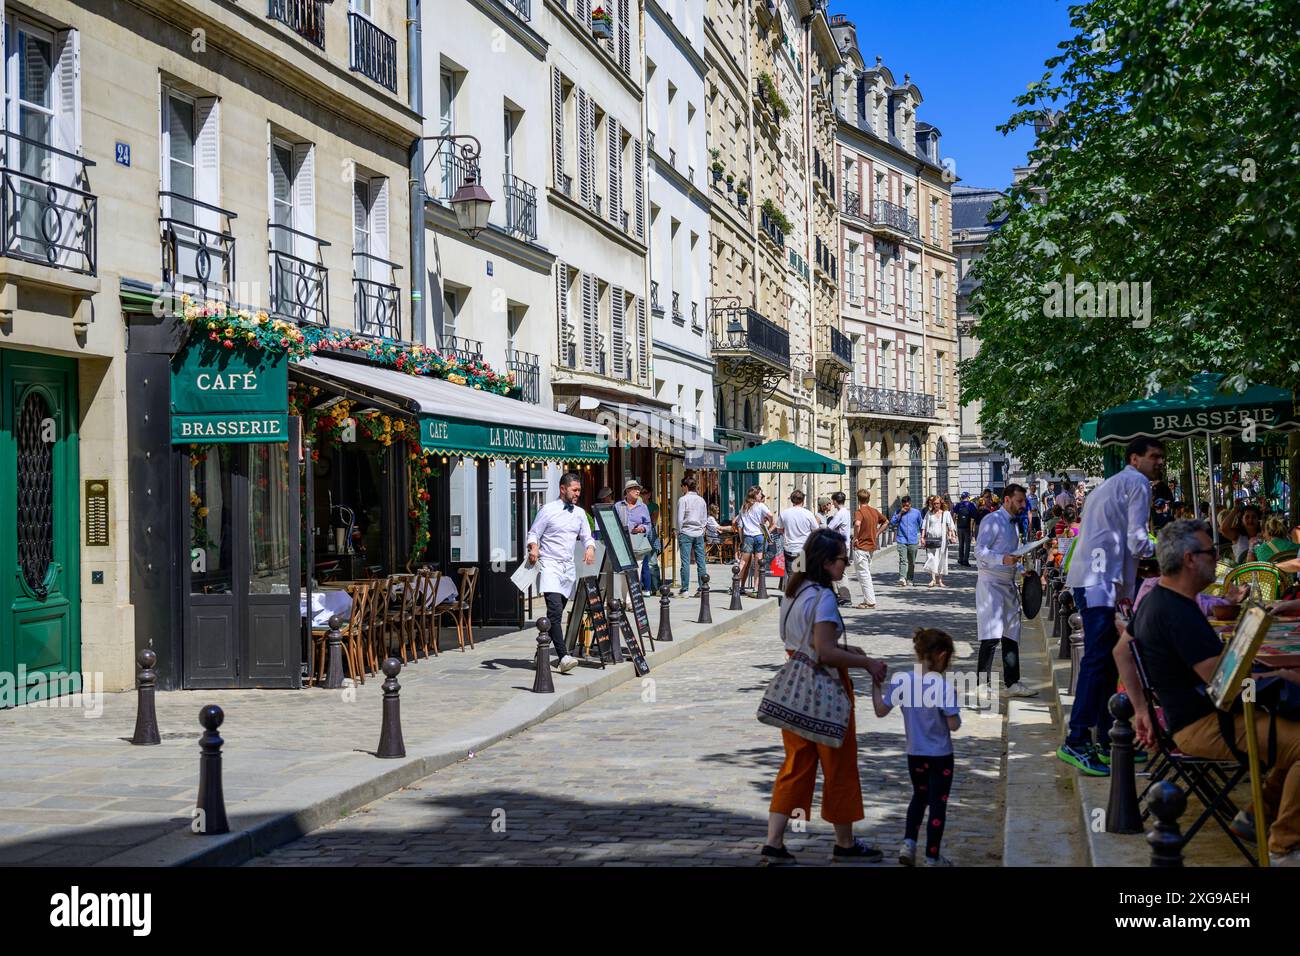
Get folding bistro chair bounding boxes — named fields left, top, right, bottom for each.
left=1130, top=641, right=1257, bottom=865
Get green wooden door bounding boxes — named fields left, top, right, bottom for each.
left=0, top=351, right=80, bottom=701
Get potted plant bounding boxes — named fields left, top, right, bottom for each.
left=725, top=173, right=734, bottom=192
left=710, top=149, right=723, bottom=182
left=736, top=182, right=749, bottom=206
left=591, top=6, right=613, bottom=39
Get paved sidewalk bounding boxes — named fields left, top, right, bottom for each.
left=248, top=549, right=1007, bottom=866
left=0, top=563, right=765, bottom=866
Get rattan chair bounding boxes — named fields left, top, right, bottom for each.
left=1223, top=562, right=1285, bottom=603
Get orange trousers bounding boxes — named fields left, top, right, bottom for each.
left=768, top=667, right=864, bottom=825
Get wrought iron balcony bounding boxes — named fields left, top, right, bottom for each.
left=691, top=301, right=702, bottom=332
left=268, top=223, right=329, bottom=325
left=353, top=252, right=401, bottom=339
left=710, top=303, right=790, bottom=370
left=846, top=385, right=936, bottom=419
left=440, top=334, right=483, bottom=365
left=503, top=173, right=537, bottom=240
left=650, top=279, right=664, bottom=316
left=501, top=0, right=531, bottom=21
left=507, top=348, right=540, bottom=403
left=671, top=290, right=683, bottom=325
left=267, top=0, right=325, bottom=47
left=816, top=325, right=852, bottom=372
left=160, top=191, right=236, bottom=301
left=759, top=209, right=785, bottom=248
left=348, top=10, right=398, bottom=93
left=871, top=199, right=919, bottom=239
left=1, top=132, right=97, bottom=276
left=842, top=188, right=861, bottom=219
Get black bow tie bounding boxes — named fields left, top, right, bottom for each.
left=563, top=502, right=574, bottom=513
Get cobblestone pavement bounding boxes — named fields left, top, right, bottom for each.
left=249, top=557, right=1007, bottom=866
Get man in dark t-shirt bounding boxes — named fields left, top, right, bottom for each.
left=1115, top=519, right=1300, bottom=865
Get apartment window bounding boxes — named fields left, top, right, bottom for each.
left=269, top=138, right=321, bottom=322
left=904, top=262, right=915, bottom=315
left=934, top=351, right=945, bottom=402
left=503, top=108, right=514, bottom=182
left=906, top=345, right=918, bottom=392
left=438, top=68, right=460, bottom=200
left=353, top=174, right=396, bottom=336
left=933, top=269, right=944, bottom=324
left=350, top=0, right=373, bottom=15
left=161, top=85, right=226, bottom=294
left=874, top=169, right=885, bottom=205
left=930, top=196, right=940, bottom=243
left=441, top=288, right=459, bottom=344
left=877, top=340, right=890, bottom=389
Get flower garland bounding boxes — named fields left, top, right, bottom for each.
left=179, top=295, right=518, bottom=396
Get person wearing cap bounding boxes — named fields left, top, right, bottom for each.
left=615, top=478, right=655, bottom=591
left=953, top=492, right=978, bottom=567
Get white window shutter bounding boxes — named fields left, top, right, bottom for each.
left=617, top=0, right=631, bottom=75
left=606, top=118, right=621, bottom=226
left=636, top=294, right=648, bottom=384
left=555, top=259, right=572, bottom=366
left=610, top=285, right=625, bottom=377
left=194, top=97, right=221, bottom=233
left=576, top=0, right=591, bottom=24
left=54, top=29, right=83, bottom=267
left=577, top=90, right=592, bottom=206
left=551, top=67, right=564, bottom=191
left=582, top=274, right=597, bottom=370
left=292, top=143, right=316, bottom=259
left=369, top=177, right=390, bottom=274
left=632, top=137, right=644, bottom=240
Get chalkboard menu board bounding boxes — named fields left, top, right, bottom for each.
left=592, top=503, right=639, bottom=572
left=567, top=576, right=613, bottom=661
left=624, top=574, right=654, bottom=656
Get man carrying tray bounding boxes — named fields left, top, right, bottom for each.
left=526, top=472, right=596, bottom=674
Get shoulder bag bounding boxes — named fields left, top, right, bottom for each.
left=756, top=584, right=851, bottom=747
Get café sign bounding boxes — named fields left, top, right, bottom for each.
left=420, top=416, right=607, bottom=462
left=170, top=341, right=288, bottom=444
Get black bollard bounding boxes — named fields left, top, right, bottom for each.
left=195, top=705, right=229, bottom=835
left=1105, top=693, right=1143, bottom=834
left=697, top=574, right=713, bottom=624
left=1057, top=591, right=1075, bottom=660
left=657, top=584, right=675, bottom=643
left=756, top=552, right=770, bottom=599
left=729, top=563, right=744, bottom=610
left=607, top=598, right=625, bottom=664
left=325, top=614, right=345, bottom=690
left=532, top=617, right=556, bottom=693
left=1147, top=782, right=1187, bottom=867
left=131, top=649, right=161, bottom=746
left=376, top=658, right=406, bottom=758
left=1046, top=572, right=1060, bottom=624
left=1067, top=612, right=1084, bottom=695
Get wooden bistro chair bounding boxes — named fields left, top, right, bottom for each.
left=310, top=583, right=368, bottom=687
left=414, top=568, right=442, bottom=658
left=363, top=576, right=390, bottom=674
left=381, top=574, right=419, bottom=665
left=434, top=567, right=478, bottom=651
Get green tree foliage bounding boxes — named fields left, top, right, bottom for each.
left=960, top=0, right=1300, bottom=473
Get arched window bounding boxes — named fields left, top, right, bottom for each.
left=936, top=438, right=949, bottom=497
left=742, top=399, right=752, bottom=433
left=716, top=389, right=727, bottom=429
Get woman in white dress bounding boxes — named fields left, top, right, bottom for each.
left=922, top=496, right=957, bottom=587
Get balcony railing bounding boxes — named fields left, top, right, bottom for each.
left=440, top=334, right=483, bottom=366
left=268, top=223, right=329, bottom=325
left=671, top=291, right=683, bottom=324
left=353, top=252, right=401, bottom=338
left=267, top=0, right=325, bottom=48
left=842, top=188, right=861, bottom=218
left=501, top=0, right=531, bottom=21
left=507, top=348, right=540, bottom=403
left=691, top=301, right=702, bottom=332
left=872, top=199, right=919, bottom=238
left=1, top=132, right=97, bottom=276
left=823, top=326, right=852, bottom=365
left=348, top=10, right=398, bottom=93
left=710, top=304, right=790, bottom=369
left=846, top=385, right=935, bottom=418
left=503, top=173, right=537, bottom=240
left=650, top=279, right=663, bottom=316
left=160, top=191, right=236, bottom=301
left=437, top=141, right=478, bottom=202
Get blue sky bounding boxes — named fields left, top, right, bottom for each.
left=831, top=0, right=1077, bottom=189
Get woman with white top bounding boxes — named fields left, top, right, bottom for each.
left=732, top=486, right=774, bottom=594
left=922, top=495, right=957, bottom=588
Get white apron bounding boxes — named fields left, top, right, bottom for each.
left=976, top=569, right=1021, bottom=644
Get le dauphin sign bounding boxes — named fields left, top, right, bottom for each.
left=170, top=341, right=289, bottom=443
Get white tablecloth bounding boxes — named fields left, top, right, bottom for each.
left=301, top=589, right=353, bottom=628
left=406, top=575, right=459, bottom=608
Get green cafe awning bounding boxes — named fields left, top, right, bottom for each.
left=171, top=340, right=288, bottom=443
left=725, top=440, right=844, bottom=474
left=1079, top=419, right=1099, bottom=447
left=295, top=355, right=608, bottom=462
left=1094, top=373, right=1300, bottom=444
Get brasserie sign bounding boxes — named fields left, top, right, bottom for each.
left=421, top=416, right=607, bottom=462
left=170, top=341, right=289, bottom=444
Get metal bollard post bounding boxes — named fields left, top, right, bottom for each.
left=1067, top=612, right=1084, bottom=695
left=1105, top=693, right=1144, bottom=834
left=657, top=584, right=675, bottom=643
left=532, top=617, right=556, bottom=693
left=131, top=649, right=161, bottom=746
left=697, top=574, right=713, bottom=623
left=195, top=705, right=229, bottom=836
left=1147, top=782, right=1187, bottom=867
left=729, top=563, right=744, bottom=610
left=1057, top=591, right=1075, bottom=660
left=607, top=598, right=624, bottom=664
left=756, top=552, right=770, bottom=599
left=376, top=658, right=406, bottom=758
left=325, top=614, right=345, bottom=690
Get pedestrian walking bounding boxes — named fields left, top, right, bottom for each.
left=776, top=490, right=820, bottom=574
left=615, top=479, right=655, bottom=591
left=676, top=476, right=708, bottom=596
left=826, top=492, right=853, bottom=606
left=851, top=489, right=886, bottom=609
left=872, top=627, right=962, bottom=867
left=922, top=495, right=956, bottom=588
left=889, top=495, right=925, bottom=586
left=973, top=483, right=1037, bottom=702
left=1058, top=437, right=1163, bottom=776
left=1054, top=482, right=1073, bottom=512
left=762, top=529, right=889, bottom=865
left=953, top=492, right=978, bottom=567
left=525, top=472, right=596, bottom=674
left=733, top=486, right=774, bottom=593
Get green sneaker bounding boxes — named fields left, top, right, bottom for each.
left=1057, top=742, right=1110, bottom=776
left=1095, top=744, right=1149, bottom=766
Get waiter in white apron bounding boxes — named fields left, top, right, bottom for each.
left=974, top=483, right=1038, bottom=702
left=526, top=472, right=596, bottom=673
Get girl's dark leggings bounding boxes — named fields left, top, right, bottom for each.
left=905, top=754, right=955, bottom=858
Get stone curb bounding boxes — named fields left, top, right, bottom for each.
left=96, top=598, right=778, bottom=867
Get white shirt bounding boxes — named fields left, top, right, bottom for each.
left=779, top=583, right=842, bottom=654
left=526, top=499, right=594, bottom=597
left=737, top=502, right=772, bottom=537
left=888, top=668, right=960, bottom=756
left=974, top=506, right=1019, bottom=576
left=777, top=506, right=819, bottom=552
left=1064, top=465, right=1153, bottom=606
left=924, top=510, right=954, bottom=540
left=827, top=507, right=851, bottom=549
left=676, top=491, right=707, bottom=537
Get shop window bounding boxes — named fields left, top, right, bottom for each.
left=189, top=444, right=234, bottom=594
left=449, top=458, right=479, bottom=562
left=248, top=441, right=292, bottom=593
